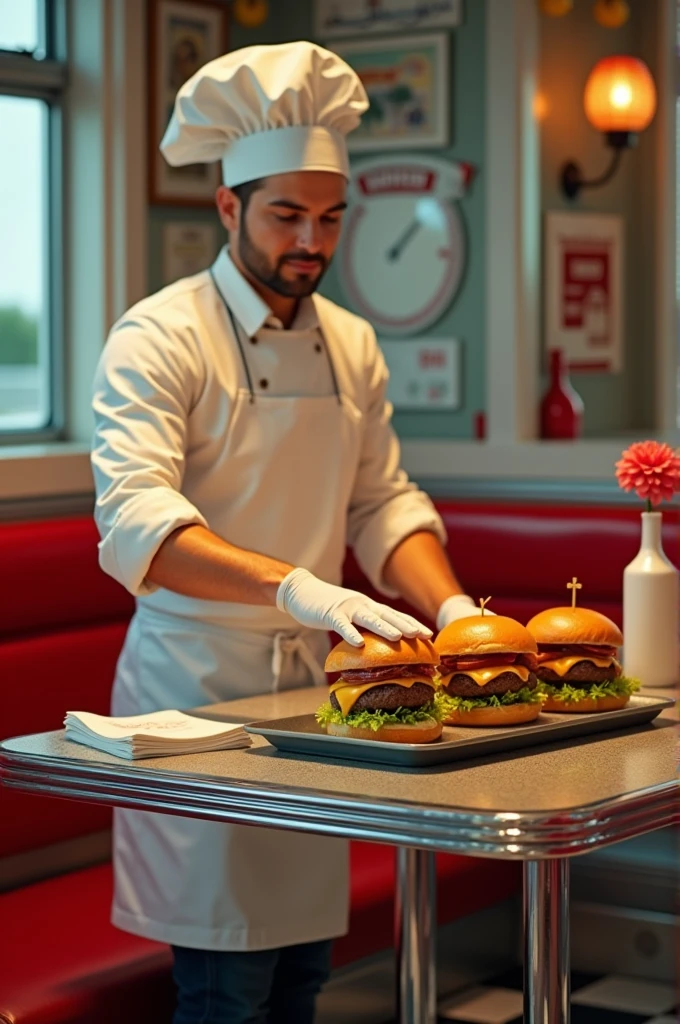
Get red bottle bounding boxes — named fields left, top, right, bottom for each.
left=540, top=349, right=584, bottom=440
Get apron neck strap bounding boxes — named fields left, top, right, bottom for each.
left=210, top=268, right=256, bottom=404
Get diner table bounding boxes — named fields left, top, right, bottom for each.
left=0, top=686, right=677, bottom=1024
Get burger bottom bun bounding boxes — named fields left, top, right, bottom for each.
left=541, top=693, right=630, bottom=714
left=326, top=718, right=442, bottom=744
left=442, top=702, right=542, bottom=728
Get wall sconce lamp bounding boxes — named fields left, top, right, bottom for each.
left=560, top=55, right=657, bottom=200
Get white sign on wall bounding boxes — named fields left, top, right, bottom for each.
left=380, top=338, right=461, bottom=409
left=545, top=211, right=623, bottom=373
left=315, top=0, right=463, bottom=38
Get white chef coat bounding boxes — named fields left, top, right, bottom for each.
left=91, top=246, right=446, bottom=951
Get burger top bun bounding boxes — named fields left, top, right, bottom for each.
left=434, top=615, right=537, bottom=656
left=526, top=606, right=622, bottom=648
left=325, top=631, right=438, bottom=674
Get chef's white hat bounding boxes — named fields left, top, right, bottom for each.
left=160, top=41, right=368, bottom=187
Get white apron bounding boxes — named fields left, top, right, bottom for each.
left=110, top=277, right=363, bottom=951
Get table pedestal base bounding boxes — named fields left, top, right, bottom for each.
left=524, top=858, right=571, bottom=1024
left=395, top=847, right=437, bottom=1024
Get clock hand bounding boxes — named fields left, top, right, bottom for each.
left=386, top=219, right=421, bottom=261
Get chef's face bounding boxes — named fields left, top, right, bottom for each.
left=217, top=171, right=347, bottom=298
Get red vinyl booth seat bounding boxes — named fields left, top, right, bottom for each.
left=4, top=502, right=668, bottom=1022
left=0, top=850, right=519, bottom=1024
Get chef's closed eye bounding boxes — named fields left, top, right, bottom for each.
left=272, top=213, right=342, bottom=226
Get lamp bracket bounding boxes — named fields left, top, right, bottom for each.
left=560, top=132, right=636, bottom=200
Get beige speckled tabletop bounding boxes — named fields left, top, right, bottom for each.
left=1, top=687, right=677, bottom=858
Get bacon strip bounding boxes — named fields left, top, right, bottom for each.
left=536, top=644, right=617, bottom=664
left=340, top=664, right=437, bottom=684
left=439, top=652, right=538, bottom=673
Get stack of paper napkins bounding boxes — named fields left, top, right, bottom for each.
left=64, top=709, right=252, bottom=759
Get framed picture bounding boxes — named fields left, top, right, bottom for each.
left=162, top=222, right=219, bottom=284
left=333, top=34, right=450, bottom=151
left=315, top=0, right=463, bottom=39
left=148, top=0, right=229, bottom=206
left=544, top=211, right=624, bottom=373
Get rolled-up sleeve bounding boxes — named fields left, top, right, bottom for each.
left=91, top=317, right=208, bottom=596
left=346, top=331, right=446, bottom=598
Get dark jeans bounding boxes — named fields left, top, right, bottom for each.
left=171, top=939, right=333, bottom=1024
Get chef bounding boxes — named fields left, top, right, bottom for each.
left=91, top=40, right=487, bottom=1024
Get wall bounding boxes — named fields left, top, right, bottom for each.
left=148, top=0, right=664, bottom=442
left=538, top=0, right=661, bottom=437
left=148, top=0, right=487, bottom=440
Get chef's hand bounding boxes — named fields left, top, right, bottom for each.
left=436, top=594, right=496, bottom=632
left=276, top=568, right=432, bottom=648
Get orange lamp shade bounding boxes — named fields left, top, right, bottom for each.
left=584, top=56, right=657, bottom=134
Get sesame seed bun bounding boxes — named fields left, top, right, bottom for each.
left=324, top=631, right=438, bottom=674
left=540, top=693, right=630, bottom=714
left=441, top=702, right=542, bottom=727
left=526, top=607, right=622, bottom=648
left=434, top=615, right=538, bottom=657
left=326, top=717, right=443, bottom=744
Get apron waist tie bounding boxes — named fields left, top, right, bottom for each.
left=272, top=632, right=328, bottom=691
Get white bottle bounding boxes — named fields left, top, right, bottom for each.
left=623, top=512, right=679, bottom=688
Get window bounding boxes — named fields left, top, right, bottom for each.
left=0, top=1, right=66, bottom=440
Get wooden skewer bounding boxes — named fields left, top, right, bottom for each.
left=566, top=577, right=582, bottom=608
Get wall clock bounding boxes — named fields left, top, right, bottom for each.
left=337, top=155, right=473, bottom=336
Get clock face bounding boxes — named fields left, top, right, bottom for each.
left=338, top=156, right=470, bottom=336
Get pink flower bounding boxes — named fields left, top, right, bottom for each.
left=615, top=440, right=680, bottom=507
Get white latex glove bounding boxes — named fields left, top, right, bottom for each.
left=436, top=594, right=496, bottom=632
left=276, top=567, right=433, bottom=648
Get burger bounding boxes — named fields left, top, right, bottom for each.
left=315, top=632, right=442, bottom=743
left=434, top=616, right=543, bottom=726
left=526, top=606, right=638, bottom=713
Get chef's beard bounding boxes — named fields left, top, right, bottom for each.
left=238, top=222, right=328, bottom=298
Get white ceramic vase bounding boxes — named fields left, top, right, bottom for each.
left=622, top=511, right=679, bottom=688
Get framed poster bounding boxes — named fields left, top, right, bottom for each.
left=315, top=0, right=463, bottom=39
left=545, top=212, right=623, bottom=373
left=148, top=0, right=229, bottom=205
left=333, top=34, right=450, bottom=151
left=162, top=222, right=219, bottom=284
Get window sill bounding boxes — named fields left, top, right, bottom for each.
left=400, top=438, right=665, bottom=481
left=0, top=443, right=93, bottom=503
left=0, top=437, right=677, bottom=512
left=400, top=439, right=679, bottom=505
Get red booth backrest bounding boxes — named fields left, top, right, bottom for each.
left=2, top=503, right=676, bottom=862
left=345, top=502, right=679, bottom=625
left=0, top=519, right=133, bottom=859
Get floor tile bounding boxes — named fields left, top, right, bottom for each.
left=438, top=986, right=523, bottom=1023
left=483, top=966, right=602, bottom=994
left=570, top=1008, right=649, bottom=1024
left=572, top=977, right=678, bottom=1016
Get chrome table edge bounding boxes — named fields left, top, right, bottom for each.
left=1, top=746, right=677, bottom=859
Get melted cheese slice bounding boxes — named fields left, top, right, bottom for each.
left=330, top=676, right=434, bottom=716
left=441, top=664, right=530, bottom=688
left=539, top=655, right=614, bottom=676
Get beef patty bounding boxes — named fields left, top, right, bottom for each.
left=538, top=660, right=618, bottom=685
left=443, top=671, right=538, bottom=698
left=330, top=681, right=435, bottom=714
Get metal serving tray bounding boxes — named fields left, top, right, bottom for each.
left=245, top=695, right=674, bottom=768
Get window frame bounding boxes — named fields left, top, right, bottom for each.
left=0, top=10, right=67, bottom=445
